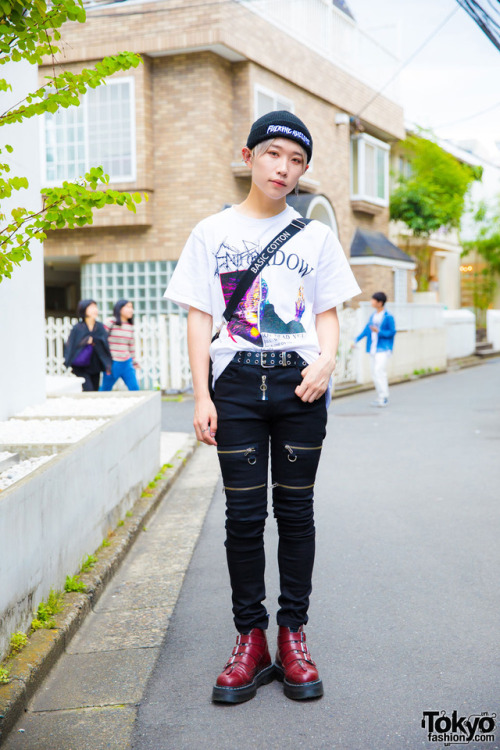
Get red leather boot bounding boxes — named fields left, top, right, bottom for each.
left=212, top=628, right=275, bottom=704
left=275, top=626, right=324, bottom=700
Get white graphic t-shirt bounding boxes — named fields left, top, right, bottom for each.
left=164, top=205, right=361, bottom=384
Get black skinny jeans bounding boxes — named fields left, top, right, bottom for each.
left=72, top=367, right=100, bottom=391
left=214, top=358, right=328, bottom=633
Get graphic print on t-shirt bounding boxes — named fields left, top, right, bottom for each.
left=216, top=237, right=311, bottom=349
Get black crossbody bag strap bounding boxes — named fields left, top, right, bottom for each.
left=212, top=217, right=311, bottom=341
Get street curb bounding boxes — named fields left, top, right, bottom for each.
left=0, top=435, right=198, bottom=746
left=332, top=355, right=498, bottom=400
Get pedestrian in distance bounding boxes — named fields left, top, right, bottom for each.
left=352, top=291, right=396, bottom=407
left=64, top=299, right=112, bottom=391
left=100, top=299, right=140, bottom=391
left=164, top=110, right=361, bottom=704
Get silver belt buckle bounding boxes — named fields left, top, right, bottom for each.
left=261, top=351, right=276, bottom=368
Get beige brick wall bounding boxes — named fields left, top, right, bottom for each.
left=351, top=265, right=395, bottom=303
left=50, top=0, right=404, bottom=139
left=42, top=1, right=404, bottom=271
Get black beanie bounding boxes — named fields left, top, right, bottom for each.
left=246, top=110, right=313, bottom=163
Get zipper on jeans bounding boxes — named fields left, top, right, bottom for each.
left=284, top=444, right=322, bottom=462
left=224, top=483, right=267, bottom=492
left=272, top=482, right=315, bottom=490
left=217, top=446, right=257, bottom=465
left=260, top=375, right=268, bottom=401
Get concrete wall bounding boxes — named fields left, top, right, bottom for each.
left=0, top=60, right=45, bottom=420
left=487, top=309, right=500, bottom=351
left=0, top=393, right=161, bottom=660
left=443, top=309, right=476, bottom=359
left=355, top=328, right=448, bottom=384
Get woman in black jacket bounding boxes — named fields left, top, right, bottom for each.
left=64, top=299, right=112, bottom=391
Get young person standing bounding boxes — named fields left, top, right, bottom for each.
left=101, top=299, right=140, bottom=391
left=353, top=291, right=396, bottom=407
left=164, top=111, right=361, bottom=704
left=64, top=299, right=112, bottom=391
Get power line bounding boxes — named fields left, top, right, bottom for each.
left=355, top=5, right=460, bottom=118
left=454, top=0, right=500, bottom=51
left=433, top=100, right=500, bottom=129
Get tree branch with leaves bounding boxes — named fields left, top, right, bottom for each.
left=390, top=133, right=482, bottom=291
left=0, top=0, right=144, bottom=281
left=461, top=197, right=500, bottom=322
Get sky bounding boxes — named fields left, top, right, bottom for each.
left=348, top=0, right=500, bottom=162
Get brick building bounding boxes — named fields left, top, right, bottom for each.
left=42, top=0, right=412, bottom=317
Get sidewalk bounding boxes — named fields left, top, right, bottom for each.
left=2, top=359, right=499, bottom=749
left=131, top=360, right=500, bottom=750
left=1, top=436, right=220, bottom=750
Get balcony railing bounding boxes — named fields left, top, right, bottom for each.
left=80, top=0, right=400, bottom=102
left=238, top=0, right=400, bottom=102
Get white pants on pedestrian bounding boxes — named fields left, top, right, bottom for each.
left=370, top=351, right=390, bottom=402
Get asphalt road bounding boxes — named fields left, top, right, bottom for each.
left=136, top=362, right=500, bottom=750
left=161, top=396, right=195, bottom=434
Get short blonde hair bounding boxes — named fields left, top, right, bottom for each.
left=252, top=138, right=307, bottom=164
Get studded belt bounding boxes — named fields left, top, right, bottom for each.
left=231, top=351, right=308, bottom=368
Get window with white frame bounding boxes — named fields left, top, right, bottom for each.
left=254, top=85, right=294, bottom=120
left=351, top=133, right=389, bottom=205
left=44, top=78, right=136, bottom=184
left=393, top=267, right=408, bottom=304
left=253, top=86, right=313, bottom=172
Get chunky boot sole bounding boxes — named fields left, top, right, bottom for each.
left=274, top=663, right=324, bottom=700
left=212, top=663, right=275, bottom=704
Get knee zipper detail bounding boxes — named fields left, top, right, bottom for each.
left=218, top=446, right=257, bottom=465
left=272, top=482, right=315, bottom=490
left=224, top=483, right=267, bottom=492
left=283, top=444, right=322, bottom=462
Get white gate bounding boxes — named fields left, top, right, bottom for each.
left=45, top=309, right=357, bottom=391
left=45, top=316, right=77, bottom=377
left=45, top=315, right=191, bottom=392
left=334, top=306, right=357, bottom=384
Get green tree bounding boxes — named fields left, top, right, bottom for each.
left=390, top=133, right=481, bottom=290
left=462, top=198, right=500, bottom=325
left=0, top=0, right=143, bottom=281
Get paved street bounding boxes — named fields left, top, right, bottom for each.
left=161, top=396, right=194, bottom=434
left=4, top=362, right=499, bottom=749
left=134, top=361, right=500, bottom=750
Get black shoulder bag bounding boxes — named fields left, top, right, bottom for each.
left=209, top=217, right=311, bottom=396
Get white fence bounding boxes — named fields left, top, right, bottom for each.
left=46, top=309, right=359, bottom=391
left=45, top=315, right=191, bottom=392
left=335, top=306, right=358, bottom=384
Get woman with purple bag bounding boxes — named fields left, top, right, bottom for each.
left=64, top=299, right=112, bottom=391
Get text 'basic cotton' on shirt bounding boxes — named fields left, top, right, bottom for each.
left=164, top=205, right=361, bottom=383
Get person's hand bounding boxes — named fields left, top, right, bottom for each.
left=193, top=396, right=218, bottom=446
left=369, top=325, right=378, bottom=332
left=295, top=355, right=335, bottom=403
left=87, top=336, right=93, bottom=345
left=106, top=370, right=111, bottom=376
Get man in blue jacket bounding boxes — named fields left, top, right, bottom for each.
left=353, top=291, right=396, bottom=407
